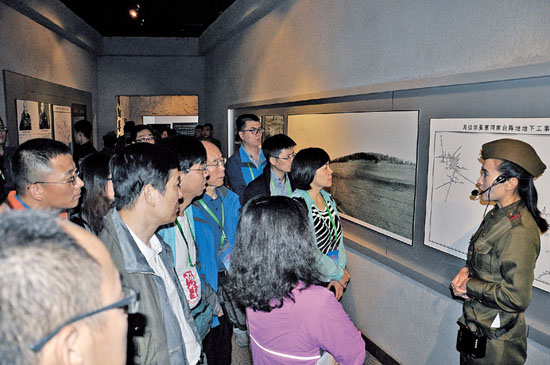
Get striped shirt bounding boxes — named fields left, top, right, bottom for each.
left=311, top=203, right=343, bottom=254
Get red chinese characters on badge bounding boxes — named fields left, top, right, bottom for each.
left=183, top=271, right=199, bottom=299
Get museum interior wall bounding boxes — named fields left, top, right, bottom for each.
left=97, top=37, right=205, bottom=140
left=0, top=0, right=99, bottom=144
left=200, top=0, right=550, bottom=363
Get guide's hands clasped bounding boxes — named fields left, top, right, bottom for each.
left=451, top=266, right=470, bottom=299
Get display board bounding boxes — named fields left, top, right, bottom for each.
left=53, top=105, right=72, bottom=145
left=16, top=100, right=52, bottom=143
left=3, top=71, right=92, bottom=148
left=262, top=115, right=284, bottom=139
left=425, top=118, right=550, bottom=292
left=288, top=111, right=418, bottom=245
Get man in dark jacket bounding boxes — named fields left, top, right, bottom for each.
left=73, top=119, right=97, bottom=166
left=241, top=134, right=296, bottom=205
left=226, top=114, right=266, bottom=198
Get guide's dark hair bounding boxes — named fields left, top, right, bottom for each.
left=78, top=153, right=112, bottom=234
left=235, top=113, right=259, bottom=132
left=290, top=147, right=330, bottom=190
left=162, top=135, right=206, bottom=173
left=12, top=138, right=71, bottom=194
left=110, top=143, right=178, bottom=210
left=498, top=159, right=548, bottom=233
left=227, top=196, right=322, bottom=312
left=262, top=134, right=296, bottom=160
left=73, top=120, right=93, bottom=139
left=203, top=123, right=213, bottom=129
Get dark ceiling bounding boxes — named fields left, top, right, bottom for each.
left=59, top=0, right=236, bottom=37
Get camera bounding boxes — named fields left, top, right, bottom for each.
left=456, top=325, right=486, bottom=358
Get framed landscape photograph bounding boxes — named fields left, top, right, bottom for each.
left=288, top=111, right=419, bottom=245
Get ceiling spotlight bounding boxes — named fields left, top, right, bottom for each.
left=129, top=4, right=140, bottom=19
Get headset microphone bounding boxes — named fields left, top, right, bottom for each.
left=471, top=175, right=507, bottom=198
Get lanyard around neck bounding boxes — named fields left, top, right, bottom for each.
left=248, top=163, right=256, bottom=180
left=321, top=194, right=339, bottom=244
left=175, top=213, right=195, bottom=267
left=198, top=198, right=228, bottom=249
left=270, top=175, right=291, bottom=196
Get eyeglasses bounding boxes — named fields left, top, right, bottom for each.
left=0, top=127, right=8, bottom=132
left=186, top=163, right=208, bottom=173
left=206, top=157, right=226, bottom=169
left=135, top=136, right=155, bottom=143
left=31, top=287, right=139, bottom=352
left=242, top=128, right=264, bottom=135
left=273, top=152, right=296, bottom=161
left=32, top=171, right=80, bottom=186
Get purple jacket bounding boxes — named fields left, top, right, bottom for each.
left=247, top=283, right=365, bottom=364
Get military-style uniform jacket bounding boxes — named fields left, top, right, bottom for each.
left=459, top=200, right=540, bottom=364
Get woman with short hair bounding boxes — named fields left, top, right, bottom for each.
left=291, top=147, right=350, bottom=299
left=227, top=196, right=365, bottom=364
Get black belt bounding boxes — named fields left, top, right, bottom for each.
left=489, top=316, right=518, bottom=340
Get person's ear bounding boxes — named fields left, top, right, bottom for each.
left=27, top=183, right=45, bottom=202
left=504, top=177, right=519, bottom=191
left=45, top=325, right=83, bottom=365
left=143, top=184, right=157, bottom=207
left=269, top=156, right=277, bottom=166
left=238, top=131, right=244, bottom=141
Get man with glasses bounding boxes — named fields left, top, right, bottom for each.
left=241, top=134, right=296, bottom=205
left=0, top=209, right=133, bottom=365
left=157, top=136, right=222, bottom=341
left=0, top=116, right=16, bottom=197
left=193, top=141, right=242, bottom=363
left=7, top=138, right=84, bottom=217
left=226, top=114, right=266, bottom=198
left=100, top=143, right=202, bottom=365
left=134, top=124, right=156, bottom=144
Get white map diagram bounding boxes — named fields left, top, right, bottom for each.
left=425, top=119, right=550, bottom=293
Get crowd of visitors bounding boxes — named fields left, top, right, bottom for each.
left=1, top=112, right=544, bottom=365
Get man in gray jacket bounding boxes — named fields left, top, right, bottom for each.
left=100, top=143, right=202, bottom=365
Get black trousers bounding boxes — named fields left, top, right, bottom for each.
left=202, top=272, right=233, bottom=364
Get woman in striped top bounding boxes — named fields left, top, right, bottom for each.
left=291, top=148, right=350, bottom=299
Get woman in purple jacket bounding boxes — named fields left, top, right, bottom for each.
left=227, top=196, right=365, bottom=364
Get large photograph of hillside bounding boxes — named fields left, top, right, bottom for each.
left=288, top=111, right=418, bottom=245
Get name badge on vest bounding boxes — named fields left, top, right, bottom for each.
left=327, top=249, right=339, bottom=264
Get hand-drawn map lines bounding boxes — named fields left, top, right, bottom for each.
left=434, top=135, right=477, bottom=202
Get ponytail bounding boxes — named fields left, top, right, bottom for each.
left=498, top=160, right=548, bottom=233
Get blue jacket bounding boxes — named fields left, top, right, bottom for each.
left=292, top=189, right=346, bottom=281
left=192, top=186, right=241, bottom=327
left=226, top=145, right=266, bottom=198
